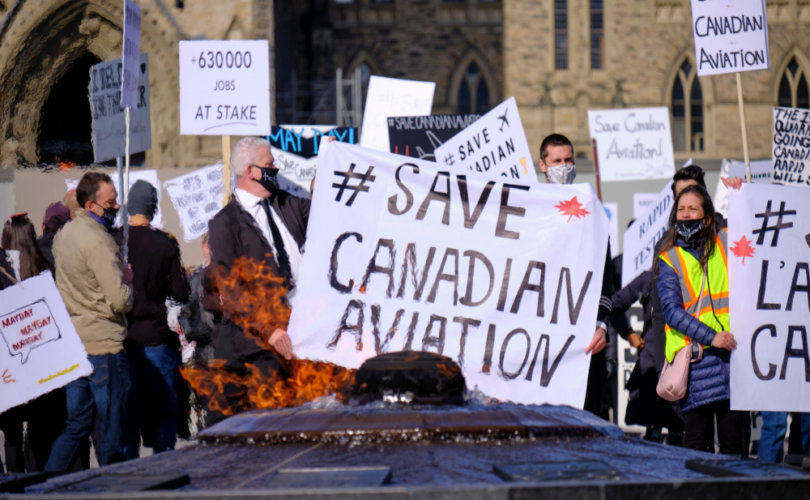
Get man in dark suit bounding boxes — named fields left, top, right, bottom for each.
left=206, top=137, right=310, bottom=386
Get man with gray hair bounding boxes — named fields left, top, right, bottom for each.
left=205, top=137, right=310, bottom=409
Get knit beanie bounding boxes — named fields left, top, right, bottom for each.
left=127, top=180, right=158, bottom=219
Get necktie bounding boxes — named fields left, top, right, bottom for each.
left=260, top=199, right=293, bottom=287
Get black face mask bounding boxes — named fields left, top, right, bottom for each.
left=674, top=219, right=704, bottom=243
left=254, top=167, right=279, bottom=193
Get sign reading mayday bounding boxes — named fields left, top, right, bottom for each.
left=289, top=142, right=609, bottom=407
left=179, top=40, right=270, bottom=135
left=772, top=106, right=810, bottom=186
left=690, top=0, right=769, bottom=77
left=729, top=184, right=810, bottom=412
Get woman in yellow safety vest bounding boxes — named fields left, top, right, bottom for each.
left=654, top=184, right=749, bottom=455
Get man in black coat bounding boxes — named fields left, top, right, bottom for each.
left=206, top=137, right=310, bottom=386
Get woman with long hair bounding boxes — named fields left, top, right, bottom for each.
left=655, top=184, right=749, bottom=455
left=2, top=213, right=52, bottom=279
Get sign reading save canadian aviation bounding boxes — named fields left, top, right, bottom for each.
left=289, top=142, right=608, bottom=407
left=728, top=184, right=810, bottom=411
left=0, top=272, right=92, bottom=414
left=690, top=0, right=769, bottom=77
left=588, top=107, right=675, bottom=182
left=434, top=97, right=536, bottom=183
left=179, top=40, right=270, bottom=135
left=89, top=53, right=151, bottom=163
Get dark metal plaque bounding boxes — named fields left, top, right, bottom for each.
left=493, top=460, right=622, bottom=482
left=268, top=466, right=392, bottom=488
left=46, top=473, right=190, bottom=493
left=686, top=459, right=810, bottom=478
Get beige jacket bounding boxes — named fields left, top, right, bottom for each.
left=53, top=209, right=132, bottom=355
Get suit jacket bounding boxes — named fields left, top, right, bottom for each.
left=206, top=189, right=310, bottom=364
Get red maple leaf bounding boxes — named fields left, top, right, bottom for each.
left=555, top=196, right=590, bottom=222
left=730, top=235, right=756, bottom=264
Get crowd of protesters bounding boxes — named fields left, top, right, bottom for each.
left=0, top=135, right=807, bottom=475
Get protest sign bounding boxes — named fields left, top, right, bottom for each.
left=111, top=169, right=163, bottom=229
left=0, top=272, right=93, bottom=413
left=434, top=97, right=536, bottom=183
left=289, top=142, right=609, bottom=407
left=359, top=76, right=435, bottom=152
left=690, top=0, right=769, bottom=77
left=772, top=106, right=810, bottom=186
left=164, top=163, right=224, bottom=242
left=269, top=125, right=357, bottom=197
left=90, top=53, right=151, bottom=162
left=729, top=183, right=810, bottom=411
left=387, top=113, right=481, bottom=161
left=621, top=181, right=673, bottom=288
left=633, top=192, right=658, bottom=219
left=588, top=107, right=674, bottom=182
left=714, top=158, right=773, bottom=217
left=179, top=40, right=270, bottom=135
left=121, top=0, right=141, bottom=108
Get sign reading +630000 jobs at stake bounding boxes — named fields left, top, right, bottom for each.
left=179, top=40, right=271, bottom=136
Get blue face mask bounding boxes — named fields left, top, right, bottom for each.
left=674, top=219, right=704, bottom=243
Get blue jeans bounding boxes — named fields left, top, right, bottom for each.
left=45, top=351, right=133, bottom=471
left=126, top=343, right=180, bottom=453
left=759, top=412, right=810, bottom=463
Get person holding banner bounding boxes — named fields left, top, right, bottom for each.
left=655, top=185, right=749, bottom=455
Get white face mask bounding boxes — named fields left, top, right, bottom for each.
left=546, top=163, right=576, bottom=184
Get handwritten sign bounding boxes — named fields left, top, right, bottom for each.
left=121, top=0, right=141, bottom=107
left=387, top=113, right=481, bottom=161
left=164, top=163, right=224, bottom=241
left=621, top=181, right=673, bottom=287
left=0, top=272, right=92, bottom=413
left=434, top=97, right=536, bottom=183
left=588, top=107, right=674, bottom=182
left=89, top=53, right=151, bottom=162
left=729, top=183, right=810, bottom=411
left=772, top=106, right=810, bottom=186
left=179, top=40, right=270, bottom=135
left=289, top=142, right=609, bottom=408
left=359, top=76, right=435, bottom=152
left=714, top=159, right=773, bottom=217
left=690, top=0, right=770, bottom=77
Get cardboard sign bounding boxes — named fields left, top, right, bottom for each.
left=772, top=106, right=810, bottom=186
left=588, top=107, right=675, bottom=182
left=633, top=192, right=659, bottom=219
left=359, top=76, right=435, bottom=152
left=164, top=163, right=224, bottom=242
left=714, top=158, right=773, bottom=217
left=121, top=0, right=141, bottom=107
left=90, top=53, right=151, bottom=162
left=290, top=142, right=609, bottom=408
left=179, top=40, right=271, bottom=135
left=621, top=182, right=673, bottom=287
left=0, top=272, right=93, bottom=413
left=269, top=125, right=358, bottom=198
left=434, top=97, right=536, bottom=183
left=387, top=113, right=481, bottom=161
left=691, top=0, right=769, bottom=77
left=729, top=183, right=810, bottom=411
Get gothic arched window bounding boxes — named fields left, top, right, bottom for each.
left=671, top=59, right=704, bottom=153
left=778, top=57, right=810, bottom=109
left=457, top=62, right=490, bottom=115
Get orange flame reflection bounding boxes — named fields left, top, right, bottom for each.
left=59, top=161, right=75, bottom=171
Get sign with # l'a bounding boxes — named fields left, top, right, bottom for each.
left=728, top=183, right=810, bottom=411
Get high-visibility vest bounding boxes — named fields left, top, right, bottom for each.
left=658, top=230, right=729, bottom=363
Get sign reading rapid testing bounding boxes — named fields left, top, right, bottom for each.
left=359, top=76, right=435, bottom=152
left=434, top=97, right=536, bottom=183
left=121, top=0, right=141, bottom=107
left=690, top=0, right=769, bottom=76
left=387, top=113, right=481, bottom=161
left=289, top=142, right=609, bottom=407
left=772, top=106, right=810, bottom=186
left=179, top=40, right=270, bottom=135
left=621, top=181, right=673, bottom=287
left=729, top=184, right=810, bottom=411
left=90, top=53, right=151, bottom=163
left=588, top=107, right=675, bottom=182
left=0, top=272, right=92, bottom=413
left=164, top=163, right=224, bottom=242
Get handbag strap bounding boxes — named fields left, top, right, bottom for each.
left=690, top=269, right=707, bottom=362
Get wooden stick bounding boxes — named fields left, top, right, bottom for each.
left=222, top=135, right=231, bottom=206
left=591, top=138, right=602, bottom=201
left=735, top=72, right=752, bottom=183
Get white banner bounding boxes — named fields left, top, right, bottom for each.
left=690, top=0, right=769, bottom=76
left=588, top=107, right=674, bottom=182
left=714, top=158, right=773, bottom=217
left=772, top=106, right=810, bottom=186
left=435, top=97, right=537, bottom=184
left=90, top=53, right=151, bottom=162
left=0, top=272, right=93, bottom=413
left=289, top=142, right=608, bottom=407
left=179, top=40, right=271, bottom=135
left=621, top=181, right=673, bottom=287
left=359, top=76, right=435, bottom=152
left=121, top=0, right=141, bottom=108
left=729, top=183, right=810, bottom=411
left=164, top=163, right=224, bottom=242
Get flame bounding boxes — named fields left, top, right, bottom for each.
left=59, top=161, right=75, bottom=172
left=180, top=257, right=356, bottom=414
